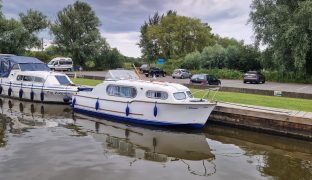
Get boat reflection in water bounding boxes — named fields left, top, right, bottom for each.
left=74, top=114, right=216, bottom=176
left=0, top=97, right=73, bottom=132
left=0, top=98, right=216, bottom=177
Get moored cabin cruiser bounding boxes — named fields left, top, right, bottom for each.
left=72, top=70, right=217, bottom=128
left=0, top=56, right=82, bottom=103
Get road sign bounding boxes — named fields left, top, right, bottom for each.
left=157, top=58, right=164, bottom=65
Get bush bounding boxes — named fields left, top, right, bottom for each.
left=22, top=51, right=53, bottom=63
left=263, top=71, right=312, bottom=84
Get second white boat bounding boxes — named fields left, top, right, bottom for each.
left=72, top=70, right=216, bottom=128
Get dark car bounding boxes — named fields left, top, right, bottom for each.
left=139, top=64, right=149, bottom=73
left=145, top=67, right=166, bottom=77
left=190, top=74, right=221, bottom=85
left=243, top=71, right=265, bottom=84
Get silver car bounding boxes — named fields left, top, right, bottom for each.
left=172, top=69, right=191, bottom=79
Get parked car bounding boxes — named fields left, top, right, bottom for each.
left=190, top=74, right=221, bottom=85
left=172, top=69, right=192, bottom=79
left=145, top=67, right=166, bottom=77
left=48, top=57, right=73, bottom=71
left=243, top=71, right=265, bottom=84
left=139, top=64, right=149, bottom=73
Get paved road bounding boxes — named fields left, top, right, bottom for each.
left=67, top=71, right=312, bottom=94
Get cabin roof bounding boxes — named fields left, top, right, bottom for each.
left=2, top=56, right=44, bottom=64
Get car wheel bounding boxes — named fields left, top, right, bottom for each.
left=256, top=80, right=260, bottom=84
left=51, top=68, right=55, bottom=71
left=243, top=80, right=247, bottom=83
left=172, top=76, right=175, bottom=79
left=162, top=73, right=165, bottom=77
left=262, top=80, right=265, bottom=84
left=181, top=75, right=184, bottom=79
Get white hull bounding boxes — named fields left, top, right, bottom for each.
left=73, top=95, right=216, bottom=128
left=0, top=80, right=77, bottom=103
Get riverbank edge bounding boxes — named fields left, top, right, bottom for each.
left=209, top=102, right=312, bottom=140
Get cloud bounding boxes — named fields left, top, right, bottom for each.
left=102, top=31, right=141, bottom=57
left=1, top=0, right=254, bottom=57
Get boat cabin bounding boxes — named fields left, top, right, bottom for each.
left=12, top=71, right=73, bottom=86
left=0, top=56, right=49, bottom=77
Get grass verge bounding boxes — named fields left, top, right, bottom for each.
left=71, top=78, right=102, bottom=86
left=192, top=89, right=312, bottom=112
left=71, top=78, right=312, bottom=112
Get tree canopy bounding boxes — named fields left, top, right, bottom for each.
left=139, top=11, right=215, bottom=62
left=249, top=0, right=312, bottom=75
left=51, top=1, right=109, bottom=67
left=0, top=3, right=48, bottom=54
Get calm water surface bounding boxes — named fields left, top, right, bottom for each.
left=0, top=98, right=311, bottom=180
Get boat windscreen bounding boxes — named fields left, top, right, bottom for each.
left=55, top=75, right=71, bottom=85
left=19, top=63, right=50, bottom=71
left=107, top=70, right=139, bottom=80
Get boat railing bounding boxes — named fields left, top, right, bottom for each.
left=191, top=87, right=220, bottom=102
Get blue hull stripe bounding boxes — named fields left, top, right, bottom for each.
left=73, top=107, right=205, bottom=129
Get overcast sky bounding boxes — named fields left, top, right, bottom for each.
left=2, top=0, right=254, bottom=57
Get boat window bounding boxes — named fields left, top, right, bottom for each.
left=16, top=75, right=23, bottom=81
left=146, top=90, right=168, bottom=100
left=34, top=77, right=45, bottom=83
left=55, top=75, right=71, bottom=85
left=23, top=76, right=34, bottom=81
left=106, top=85, right=137, bottom=98
left=0, top=61, right=9, bottom=73
left=186, top=91, right=193, bottom=98
left=173, top=92, right=186, bottom=100
left=12, top=64, right=20, bottom=70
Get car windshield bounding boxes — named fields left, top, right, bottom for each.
left=48, top=61, right=54, bottom=65
left=55, top=75, right=71, bottom=85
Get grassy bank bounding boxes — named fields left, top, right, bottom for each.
left=192, top=90, right=312, bottom=112
left=72, top=78, right=312, bottom=112
left=72, top=78, right=102, bottom=86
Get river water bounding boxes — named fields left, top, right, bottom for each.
left=0, top=98, right=311, bottom=180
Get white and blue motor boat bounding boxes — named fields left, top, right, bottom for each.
left=72, top=70, right=217, bottom=128
left=0, top=56, right=83, bottom=103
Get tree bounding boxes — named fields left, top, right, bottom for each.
left=19, top=9, right=48, bottom=33
left=139, top=11, right=215, bottom=62
left=51, top=1, right=109, bottom=67
left=215, top=35, right=244, bottom=48
left=200, top=44, right=227, bottom=69
left=182, top=51, right=202, bottom=70
left=94, top=48, right=124, bottom=70
left=0, top=9, right=48, bottom=54
left=138, top=12, right=162, bottom=65
left=249, top=0, right=312, bottom=75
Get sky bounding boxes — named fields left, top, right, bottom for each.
left=1, top=0, right=254, bottom=57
